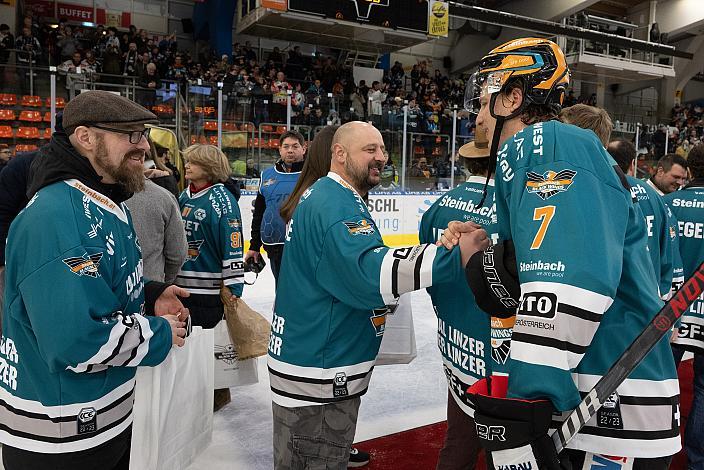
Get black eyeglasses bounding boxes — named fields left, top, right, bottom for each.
left=91, top=125, right=151, bottom=144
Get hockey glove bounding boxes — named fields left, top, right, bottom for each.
left=468, top=376, right=562, bottom=470
left=466, top=240, right=520, bottom=318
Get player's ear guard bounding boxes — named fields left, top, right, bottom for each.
left=468, top=376, right=561, bottom=470
left=466, top=241, right=520, bottom=318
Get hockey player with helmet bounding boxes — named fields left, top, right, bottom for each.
left=443, top=38, right=680, bottom=469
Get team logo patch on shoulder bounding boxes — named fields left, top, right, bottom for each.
left=343, top=219, right=375, bottom=236
left=526, top=169, right=576, bottom=200
left=227, top=218, right=241, bottom=229
left=186, top=240, right=204, bottom=261
left=194, top=208, right=207, bottom=221
left=63, top=252, right=104, bottom=278
left=262, top=178, right=276, bottom=187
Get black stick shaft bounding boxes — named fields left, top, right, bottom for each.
left=553, top=261, right=704, bottom=454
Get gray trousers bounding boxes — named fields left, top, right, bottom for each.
left=272, top=398, right=360, bottom=470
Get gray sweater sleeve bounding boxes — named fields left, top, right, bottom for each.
left=163, top=194, right=187, bottom=283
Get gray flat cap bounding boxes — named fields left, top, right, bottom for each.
left=63, top=90, right=159, bottom=134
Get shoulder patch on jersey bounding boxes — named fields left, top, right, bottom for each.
left=343, top=219, right=375, bottom=236
left=186, top=240, right=204, bottom=261
left=194, top=208, right=207, bottom=221
left=227, top=218, right=241, bottom=229
left=262, top=178, right=276, bottom=187
left=525, top=169, right=577, bottom=200
left=63, top=252, right=103, bottom=278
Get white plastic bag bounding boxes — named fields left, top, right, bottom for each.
left=130, top=326, right=214, bottom=470
left=376, top=293, right=417, bottom=365
left=213, top=319, right=259, bottom=389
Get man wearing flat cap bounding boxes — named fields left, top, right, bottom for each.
left=0, top=91, right=189, bottom=470
left=418, top=123, right=501, bottom=470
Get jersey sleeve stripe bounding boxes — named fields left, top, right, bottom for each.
left=510, top=342, right=574, bottom=370
left=512, top=332, right=588, bottom=355
left=521, top=281, right=614, bottom=313
left=558, top=303, right=602, bottom=323
left=66, top=313, right=155, bottom=373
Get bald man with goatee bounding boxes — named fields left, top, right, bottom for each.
left=267, top=122, right=489, bottom=468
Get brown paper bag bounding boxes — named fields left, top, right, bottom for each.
left=220, top=288, right=271, bottom=360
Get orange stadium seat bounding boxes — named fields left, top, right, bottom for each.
left=0, top=126, right=13, bottom=138
left=17, top=127, right=40, bottom=139
left=208, top=136, right=219, bottom=146
left=204, top=121, right=218, bottom=131
left=276, top=126, right=287, bottom=134
left=0, top=109, right=15, bottom=121
left=260, top=124, right=274, bottom=133
left=15, top=144, right=38, bottom=153
left=43, top=127, right=52, bottom=139
left=45, top=97, right=66, bottom=108
left=251, top=137, right=261, bottom=148
left=222, top=122, right=238, bottom=132
left=240, top=123, right=254, bottom=132
left=20, top=110, right=43, bottom=122
left=152, top=104, right=174, bottom=115
left=189, top=135, right=207, bottom=145
left=21, top=95, right=42, bottom=107
left=43, top=111, right=52, bottom=122
left=0, top=94, right=17, bottom=106
left=269, top=139, right=280, bottom=149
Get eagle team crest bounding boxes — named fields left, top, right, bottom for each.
left=63, top=252, right=104, bottom=278
left=525, top=169, right=577, bottom=200
left=343, top=219, right=375, bottom=236
left=186, top=240, right=205, bottom=261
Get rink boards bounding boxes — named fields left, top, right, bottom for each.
left=239, top=191, right=444, bottom=249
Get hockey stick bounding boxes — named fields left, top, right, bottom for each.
left=552, top=260, right=704, bottom=454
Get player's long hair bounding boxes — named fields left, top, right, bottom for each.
left=280, top=125, right=339, bottom=223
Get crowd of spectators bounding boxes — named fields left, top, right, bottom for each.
left=669, top=102, right=704, bottom=157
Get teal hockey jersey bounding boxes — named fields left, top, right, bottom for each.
left=176, top=183, right=244, bottom=297
left=494, top=121, right=679, bottom=458
left=665, top=181, right=704, bottom=352
left=419, top=175, right=497, bottom=416
left=0, top=179, right=173, bottom=453
left=627, top=175, right=679, bottom=299
left=268, top=172, right=463, bottom=407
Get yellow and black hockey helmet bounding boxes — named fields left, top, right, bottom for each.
left=465, top=37, right=570, bottom=115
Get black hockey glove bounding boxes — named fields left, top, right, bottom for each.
left=468, top=376, right=562, bottom=470
left=466, top=240, right=520, bottom=318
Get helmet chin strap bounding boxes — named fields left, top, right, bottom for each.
left=476, top=92, right=525, bottom=209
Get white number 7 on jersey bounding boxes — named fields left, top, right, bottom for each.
left=531, top=205, right=556, bottom=250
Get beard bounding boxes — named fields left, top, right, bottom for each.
left=94, top=135, right=145, bottom=193
left=344, top=157, right=384, bottom=194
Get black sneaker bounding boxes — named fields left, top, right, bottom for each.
left=348, top=447, right=370, bottom=468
